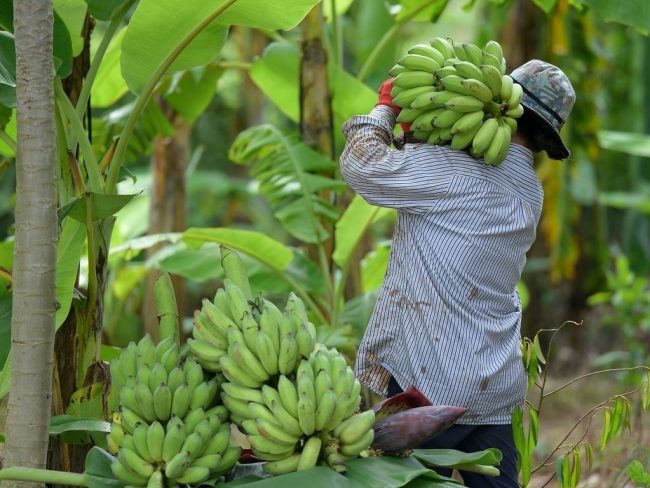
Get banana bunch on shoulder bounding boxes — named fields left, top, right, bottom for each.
left=188, top=282, right=317, bottom=388
left=108, top=336, right=240, bottom=487
left=389, top=37, right=525, bottom=166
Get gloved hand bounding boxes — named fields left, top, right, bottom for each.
left=375, top=78, right=411, bottom=133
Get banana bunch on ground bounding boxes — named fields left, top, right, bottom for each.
left=187, top=281, right=317, bottom=386
left=389, top=37, right=524, bottom=166
left=108, top=336, right=241, bottom=487
left=220, top=344, right=375, bottom=475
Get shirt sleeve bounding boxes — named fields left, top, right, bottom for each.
left=339, top=105, right=453, bottom=212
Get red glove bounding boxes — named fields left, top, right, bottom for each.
left=375, top=78, right=411, bottom=134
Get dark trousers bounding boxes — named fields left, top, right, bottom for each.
left=387, top=376, right=520, bottom=488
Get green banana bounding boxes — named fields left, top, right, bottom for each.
left=340, top=429, right=375, bottom=457
left=224, top=279, right=250, bottom=323
left=111, top=461, right=149, bottom=486
left=462, top=43, right=483, bottom=67
left=136, top=336, right=157, bottom=370
left=175, top=466, right=210, bottom=485
left=221, top=393, right=253, bottom=421
left=435, top=65, right=457, bottom=79
left=277, top=334, right=298, bottom=375
left=134, top=381, right=156, bottom=422
left=297, top=394, right=316, bottom=436
left=482, top=51, right=504, bottom=74
left=268, top=397, right=303, bottom=438
left=255, top=331, right=279, bottom=376
left=408, top=43, right=445, bottom=65
left=483, top=121, right=508, bottom=166
left=500, top=75, right=514, bottom=102
left=255, top=417, right=300, bottom=446
left=133, top=423, right=155, bottom=463
left=263, top=453, right=302, bottom=475
left=297, top=436, right=322, bottom=471
left=432, top=108, right=464, bottom=129
left=506, top=103, right=524, bottom=118
left=119, top=407, right=145, bottom=434
left=502, top=116, right=518, bottom=132
left=451, top=41, right=469, bottom=61
left=146, top=470, right=163, bottom=488
left=439, top=75, right=472, bottom=96
left=249, top=434, right=297, bottom=456
left=193, top=453, right=222, bottom=470
left=202, top=298, right=237, bottom=336
left=389, top=64, right=408, bottom=77
left=219, top=355, right=263, bottom=388
left=220, top=245, right=253, bottom=300
left=229, top=342, right=269, bottom=383
left=180, top=431, right=204, bottom=459
left=451, top=123, right=480, bottom=150
left=183, top=407, right=207, bottom=433
left=121, top=343, right=138, bottom=377
left=471, top=117, right=500, bottom=155
left=259, top=300, right=282, bottom=353
left=248, top=401, right=279, bottom=426
left=240, top=313, right=261, bottom=355
left=221, top=382, right=265, bottom=404
left=411, top=110, right=438, bottom=132
left=393, top=71, right=435, bottom=89
left=429, top=37, right=454, bottom=59
left=444, top=95, right=485, bottom=113
left=193, top=310, right=228, bottom=350
left=460, top=78, right=493, bottom=104
left=495, top=121, right=513, bottom=164
left=166, top=367, right=185, bottom=393
left=480, top=64, right=502, bottom=98
left=450, top=110, right=484, bottom=135
left=336, top=410, right=376, bottom=444
left=119, top=384, right=144, bottom=420
left=187, top=338, right=224, bottom=365
left=315, top=389, right=337, bottom=432
left=171, top=383, right=192, bottom=419
left=189, top=382, right=214, bottom=412
left=151, top=383, right=172, bottom=422
left=507, top=82, right=523, bottom=108
left=295, top=321, right=316, bottom=359
left=162, top=421, right=186, bottom=463
left=396, top=107, right=427, bottom=123
left=202, top=426, right=231, bottom=456
left=164, top=450, right=192, bottom=480
left=483, top=40, right=504, bottom=65
left=453, top=60, right=483, bottom=80
left=148, top=363, right=168, bottom=393
left=146, top=421, right=165, bottom=463
left=277, top=374, right=299, bottom=418
left=397, top=53, right=440, bottom=74
left=119, top=447, right=155, bottom=478
left=213, top=446, right=241, bottom=475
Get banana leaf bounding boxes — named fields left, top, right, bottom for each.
left=229, top=125, right=346, bottom=243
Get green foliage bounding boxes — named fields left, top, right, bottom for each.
left=229, top=124, right=345, bottom=243
left=588, top=254, right=650, bottom=366
left=627, top=460, right=650, bottom=487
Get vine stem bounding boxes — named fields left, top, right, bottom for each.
left=107, top=0, right=240, bottom=194
left=0, top=467, right=86, bottom=486
left=532, top=386, right=642, bottom=473
left=543, top=366, right=650, bottom=398
left=356, top=0, right=439, bottom=82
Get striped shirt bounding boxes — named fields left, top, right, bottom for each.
left=340, top=106, right=543, bottom=424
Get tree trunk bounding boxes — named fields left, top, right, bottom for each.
left=299, top=5, right=336, bottom=318
left=142, top=101, right=189, bottom=341
left=3, top=1, right=57, bottom=486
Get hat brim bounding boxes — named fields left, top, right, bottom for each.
left=521, top=102, right=570, bottom=160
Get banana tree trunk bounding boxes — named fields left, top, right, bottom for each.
left=49, top=12, right=102, bottom=477
left=299, top=5, right=337, bottom=317
left=143, top=100, right=189, bottom=341
left=3, top=1, right=57, bottom=486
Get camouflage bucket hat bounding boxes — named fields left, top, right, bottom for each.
left=510, top=60, right=576, bottom=160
